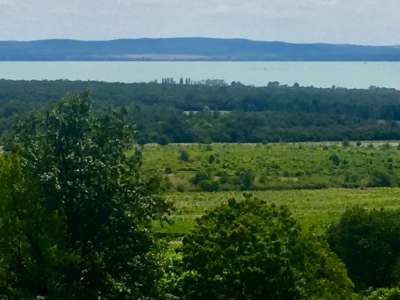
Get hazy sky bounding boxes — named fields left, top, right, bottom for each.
left=0, top=0, right=399, bottom=45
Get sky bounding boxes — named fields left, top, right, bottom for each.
left=0, top=0, right=399, bottom=45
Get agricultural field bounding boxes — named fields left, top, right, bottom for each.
left=141, top=142, right=400, bottom=235
left=141, top=142, right=400, bottom=192
left=155, top=188, right=400, bottom=235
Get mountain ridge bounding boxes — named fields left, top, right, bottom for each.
left=0, top=37, right=400, bottom=61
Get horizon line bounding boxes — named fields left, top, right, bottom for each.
left=0, top=37, right=398, bottom=48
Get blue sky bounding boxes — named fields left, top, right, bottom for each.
left=0, top=0, right=399, bottom=45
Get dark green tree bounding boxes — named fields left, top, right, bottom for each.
left=180, top=198, right=354, bottom=300
left=0, top=155, right=67, bottom=298
left=0, top=93, right=169, bottom=299
left=179, top=149, right=190, bottom=162
left=235, top=169, right=254, bottom=190
left=327, top=206, right=400, bottom=290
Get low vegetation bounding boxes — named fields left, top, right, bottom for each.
left=141, top=142, right=400, bottom=192
left=156, top=188, right=400, bottom=235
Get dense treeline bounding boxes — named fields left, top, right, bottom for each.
left=1, top=94, right=400, bottom=298
left=1, top=79, right=400, bottom=143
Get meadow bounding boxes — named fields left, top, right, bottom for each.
left=154, top=188, right=400, bottom=235
left=141, top=142, right=400, bottom=235
left=142, top=142, right=400, bottom=192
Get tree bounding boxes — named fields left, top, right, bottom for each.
left=0, top=155, right=67, bottom=298
left=235, top=169, right=254, bottom=190
left=327, top=206, right=400, bottom=290
left=180, top=198, right=354, bottom=300
left=329, top=153, right=341, bottom=166
left=368, top=169, right=392, bottom=187
left=179, top=149, right=190, bottom=162
left=0, top=93, right=169, bottom=299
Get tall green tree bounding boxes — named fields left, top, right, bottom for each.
left=0, top=93, right=169, bottom=299
left=327, top=206, right=400, bottom=290
left=180, top=198, right=354, bottom=300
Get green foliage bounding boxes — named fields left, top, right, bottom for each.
left=179, top=198, right=354, bottom=299
left=179, top=149, right=190, bottom=162
left=190, top=170, right=219, bottom=192
left=329, top=153, right=341, bottom=166
left=235, top=169, right=254, bottom=190
left=142, top=143, right=400, bottom=192
left=365, top=288, right=400, bottom=300
left=327, top=206, right=400, bottom=290
left=156, top=242, right=186, bottom=300
left=368, top=169, right=392, bottom=187
left=154, top=187, right=400, bottom=236
left=342, top=140, right=350, bottom=147
left=2, top=80, right=400, bottom=144
left=0, top=155, right=67, bottom=298
left=0, top=93, right=170, bottom=299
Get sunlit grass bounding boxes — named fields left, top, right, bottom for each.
left=154, top=188, right=400, bottom=235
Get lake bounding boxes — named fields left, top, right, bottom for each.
left=0, top=61, right=399, bottom=89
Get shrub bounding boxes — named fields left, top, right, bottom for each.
left=368, top=169, right=392, bottom=187
left=329, top=153, right=341, bottom=166
left=208, top=154, right=216, bottom=164
left=235, top=169, right=255, bottom=190
left=179, top=149, right=190, bottom=162
left=191, top=170, right=210, bottom=185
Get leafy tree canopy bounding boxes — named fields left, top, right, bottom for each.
left=180, top=198, right=354, bottom=300
left=327, top=206, right=400, bottom=290
left=0, top=93, right=169, bottom=299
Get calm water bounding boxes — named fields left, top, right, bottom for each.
left=0, top=61, right=399, bottom=89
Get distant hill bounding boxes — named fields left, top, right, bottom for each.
left=0, top=38, right=400, bottom=61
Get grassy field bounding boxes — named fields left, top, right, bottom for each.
left=154, top=188, right=400, bottom=235
left=141, top=142, right=400, bottom=191
left=141, top=143, right=400, bottom=235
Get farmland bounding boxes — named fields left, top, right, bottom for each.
left=141, top=142, right=400, bottom=192
left=154, top=188, right=400, bottom=235
left=140, top=142, right=400, bottom=235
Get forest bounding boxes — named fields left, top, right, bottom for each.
left=1, top=84, right=400, bottom=298
left=1, top=79, right=400, bottom=143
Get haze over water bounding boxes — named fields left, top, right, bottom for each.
left=0, top=61, right=399, bottom=89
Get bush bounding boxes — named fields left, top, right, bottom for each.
left=190, top=169, right=220, bottom=191
left=180, top=198, right=354, bottom=299
left=327, top=206, right=400, bottom=290
left=179, top=149, right=190, bottom=162
left=208, top=154, right=216, bottom=164
left=368, top=170, right=393, bottom=187
left=329, top=153, right=341, bottom=166
left=198, top=180, right=220, bottom=192
left=235, top=169, right=255, bottom=190
left=191, top=170, right=210, bottom=185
